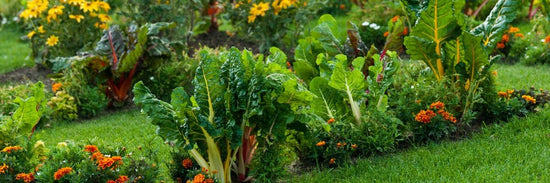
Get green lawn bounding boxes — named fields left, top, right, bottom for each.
left=0, top=27, right=33, bottom=74
left=493, top=64, right=550, bottom=91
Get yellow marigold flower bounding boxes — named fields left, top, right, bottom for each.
left=492, top=70, right=497, bottom=77
left=508, top=26, right=520, bottom=33
left=247, top=15, right=256, bottom=23
left=316, top=140, right=326, bottom=146
left=249, top=2, right=269, bottom=17
left=98, top=14, right=111, bottom=22
left=391, top=15, right=399, bottom=23
left=16, top=173, right=35, bottom=183
left=522, top=95, right=536, bottom=104
left=47, top=5, right=65, bottom=22
left=54, top=167, right=73, bottom=180
left=2, top=146, right=23, bottom=153
left=27, top=31, right=36, bottom=39
left=94, top=22, right=107, bottom=30
left=0, top=163, right=8, bottom=174
left=69, top=14, right=84, bottom=23
left=80, top=1, right=99, bottom=13
left=234, top=1, right=243, bottom=8
left=46, top=35, right=59, bottom=46
left=38, top=25, right=45, bottom=33
left=67, top=0, right=83, bottom=5
left=514, top=33, right=524, bottom=38
left=98, top=1, right=110, bottom=11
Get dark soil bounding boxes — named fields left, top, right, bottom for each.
left=0, top=65, right=53, bottom=87
left=187, top=31, right=260, bottom=56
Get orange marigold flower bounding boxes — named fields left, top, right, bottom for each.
left=16, top=173, right=34, bottom=183
left=545, top=35, right=550, bottom=44
left=193, top=173, right=205, bottom=183
left=522, top=95, right=536, bottom=104
left=415, top=110, right=436, bottom=123
left=91, top=151, right=104, bottom=161
left=316, top=141, right=326, bottom=146
left=415, top=99, right=422, bottom=104
left=336, top=142, right=342, bottom=149
left=327, top=118, right=335, bottom=124
left=54, top=167, right=73, bottom=180
left=496, top=42, right=505, bottom=49
left=116, top=175, right=129, bottom=183
left=182, top=158, right=193, bottom=169
left=383, top=31, right=389, bottom=37
left=430, top=101, right=445, bottom=110
left=107, top=180, right=116, bottom=183
left=1, top=146, right=22, bottom=153
left=329, top=158, right=336, bottom=164
left=502, top=34, right=509, bottom=42
left=492, top=70, right=497, bottom=77
left=497, top=92, right=508, bottom=98
left=351, top=144, right=357, bottom=150
left=507, top=89, right=514, bottom=95
left=204, top=179, right=215, bottom=183
left=508, top=26, right=520, bottom=33
left=402, top=27, right=408, bottom=35
left=52, top=83, right=62, bottom=92
left=97, top=156, right=122, bottom=170
left=339, top=4, right=345, bottom=10
left=391, top=15, right=399, bottom=23
left=0, top=163, right=8, bottom=174
left=84, top=145, right=98, bottom=153
left=514, top=33, right=524, bottom=38
left=449, top=116, right=457, bottom=123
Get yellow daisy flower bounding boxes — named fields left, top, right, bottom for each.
left=69, top=14, right=85, bottom=23
left=46, top=35, right=59, bottom=46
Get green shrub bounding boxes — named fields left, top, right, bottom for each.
left=76, top=85, right=108, bottom=118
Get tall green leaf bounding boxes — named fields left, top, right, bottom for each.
left=312, top=15, right=342, bottom=55
left=471, top=0, right=520, bottom=49
left=404, top=0, right=461, bottom=80
left=461, top=32, right=489, bottom=82
left=328, top=55, right=366, bottom=125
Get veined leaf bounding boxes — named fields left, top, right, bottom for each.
left=471, top=0, right=519, bottom=49
left=328, top=55, right=366, bottom=125
left=312, top=15, right=342, bottom=56
left=119, top=25, right=147, bottom=74
left=443, top=36, right=465, bottom=75
left=461, top=32, right=489, bottom=82
left=277, top=79, right=315, bottom=112
left=404, top=0, right=461, bottom=80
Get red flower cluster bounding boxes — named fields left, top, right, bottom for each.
left=84, top=145, right=123, bottom=170
left=107, top=175, right=129, bottom=183
left=16, top=173, right=35, bottom=183
left=84, top=145, right=99, bottom=153
left=182, top=158, right=193, bottom=169
left=415, top=101, right=457, bottom=123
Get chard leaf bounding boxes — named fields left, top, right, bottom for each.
left=471, top=0, right=519, bottom=49
left=328, top=55, right=366, bottom=125
left=133, top=81, right=187, bottom=146
left=11, top=97, right=40, bottom=137
left=461, top=32, right=489, bottom=82
left=312, top=15, right=342, bottom=55
left=277, top=79, right=315, bottom=112
left=293, top=60, right=318, bottom=85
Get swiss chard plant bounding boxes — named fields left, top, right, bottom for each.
left=134, top=47, right=314, bottom=182
left=403, top=0, right=519, bottom=121
left=0, top=82, right=46, bottom=146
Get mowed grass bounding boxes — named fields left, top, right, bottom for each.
left=0, top=27, right=33, bottom=74
left=294, top=63, right=550, bottom=182
left=493, top=63, right=550, bottom=91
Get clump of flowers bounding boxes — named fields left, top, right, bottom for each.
left=496, top=26, right=523, bottom=49
left=107, top=175, right=129, bottom=183
left=415, top=101, right=457, bottom=123
left=182, top=158, right=193, bottom=169
left=0, top=163, right=8, bottom=174
left=20, top=0, right=112, bottom=63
